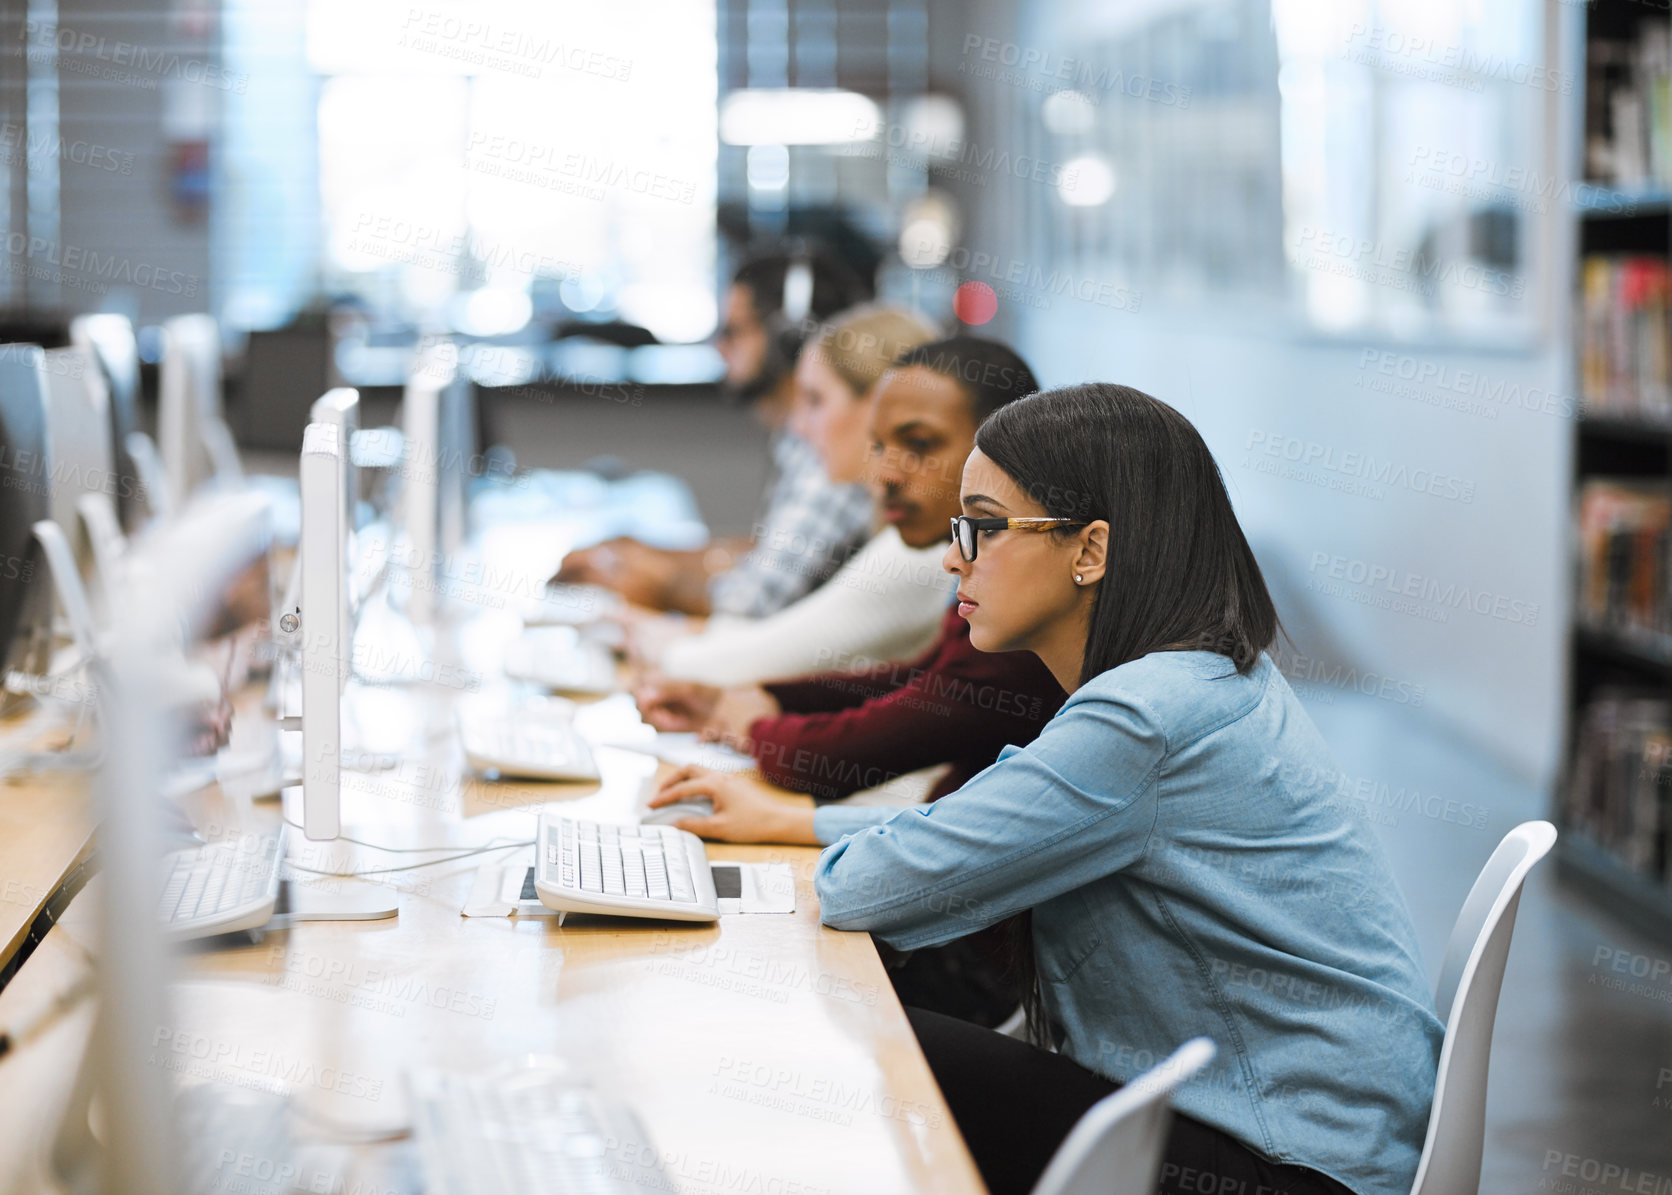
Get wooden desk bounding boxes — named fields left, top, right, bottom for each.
left=0, top=704, right=95, bottom=977
left=0, top=878, right=98, bottom=1195
left=0, top=607, right=986, bottom=1195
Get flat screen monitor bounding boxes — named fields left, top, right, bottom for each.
left=0, top=345, right=57, bottom=695
left=399, top=349, right=448, bottom=625
left=300, top=420, right=346, bottom=840
left=40, top=346, right=115, bottom=590
left=158, top=314, right=242, bottom=506
left=66, top=490, right=275, bottom=1195
left=310, top=388, right=359, bottom=659
left=68, top=314, right=144, bottom=531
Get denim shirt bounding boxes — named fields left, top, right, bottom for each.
left=812, top=650, right=1442, bottom=1195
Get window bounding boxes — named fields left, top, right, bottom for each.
left=308, top=0, right=718, bottom=341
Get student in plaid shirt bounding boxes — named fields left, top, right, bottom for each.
left=558, top=248, right=874, bottom=616
left=707, top=385, right=879, bottom=618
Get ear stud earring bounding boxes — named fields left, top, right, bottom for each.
left=1074, top=574, right=1084, bottom=583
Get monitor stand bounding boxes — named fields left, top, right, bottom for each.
left=267, top=878, right=398, bottom=926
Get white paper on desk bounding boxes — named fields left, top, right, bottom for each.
left=714, top=863, right=795, bottom=915
left=462, top=857, right=559, bottom=917
left=596, top=731, right=755, bottom=774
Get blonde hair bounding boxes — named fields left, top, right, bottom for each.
left=809, top=304, right=940, bottom=399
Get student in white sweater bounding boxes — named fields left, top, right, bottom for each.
left=653, top=304, right=945, bottom=686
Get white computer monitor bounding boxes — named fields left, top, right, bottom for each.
left=57, top=490, right=275, bottom=1195
left=39, top=346, right=116, bottom=593
left=68, top=313, right=148, bottom=531
left=0, top=346, right=61, bottom=705
left=310, top=387, right=359, bottom=661
left=437, top=365, right=474, bottom=561
left=399, top=347, right=449, bottom=625
left=300, top=420, right=346, bottom=841
left=158, top=314, right=243, bottom=506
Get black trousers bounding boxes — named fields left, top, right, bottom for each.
left=907, top=1008, right=1359, bottom=1195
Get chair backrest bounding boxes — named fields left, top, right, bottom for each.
left=1031, top=1038, right=1216, bottom=1195
left=1410, top=820, right=1556, bottom=1195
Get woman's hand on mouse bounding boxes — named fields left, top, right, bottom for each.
left=648, top=765, right=817, bottom=845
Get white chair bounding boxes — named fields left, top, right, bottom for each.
left=1409, top=819, right=1557, bottom=1195
left=1031, top=1038, right=1216, bottom=1195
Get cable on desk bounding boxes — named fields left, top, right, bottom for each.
left=285, top=839, right=532, bottom=878
left=286, top=1100, right=412, bottom=1144
left=281, top=818, right=531, bottom=854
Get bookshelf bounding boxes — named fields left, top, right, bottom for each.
left=1561, top=1, right=1672, bottom=936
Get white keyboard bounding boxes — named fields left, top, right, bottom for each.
left=519, top=583, right=623, bottom=627
left=411, top=1063, right=667, bottom=1195
left=158, top=828, right=283, bottom=940
left=502, top=627, right=616, bottom=695
left=534, top=813, right=718, bottom=922
left=457, top=708, right=600, bottom=782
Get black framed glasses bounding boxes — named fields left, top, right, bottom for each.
left=950, top=515, right=1088, bottom=563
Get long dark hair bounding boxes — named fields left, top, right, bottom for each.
left=977, top=383, right=1285, bottom=1044
left=976, top=382, right=1281, bottom=687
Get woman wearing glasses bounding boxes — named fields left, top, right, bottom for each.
left=806, top=384, right=1441, bottom=1195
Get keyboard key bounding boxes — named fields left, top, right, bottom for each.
left=579, top=841, right=602, bottom=892
left=179, top=866, right=211, bottom=917
left=159, top=867, right=189, bottom=918
left=201, top=864, right=229, bottom=912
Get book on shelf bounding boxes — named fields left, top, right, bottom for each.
left=1586, top=19, right=1672, bottom=191
left=1577, top=480, right=1672, bottom=645
left=1565, top=688, right=1672, bottom=884
left=1579, top=257, right=1671, bottom=420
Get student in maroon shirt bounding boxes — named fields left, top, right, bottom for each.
left=634, top=338, right=1065, bottom=1025
left=636, top=335, right=1066, bottom=822
left=743, top=603, right=1060, bottom=803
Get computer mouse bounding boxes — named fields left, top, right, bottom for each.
left=641, top=798, right=714, bottom=826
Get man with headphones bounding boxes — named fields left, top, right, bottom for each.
left=557, top=248, right=875, bottom=618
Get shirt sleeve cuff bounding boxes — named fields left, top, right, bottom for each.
left=811, top=804, right=900, bottom=846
